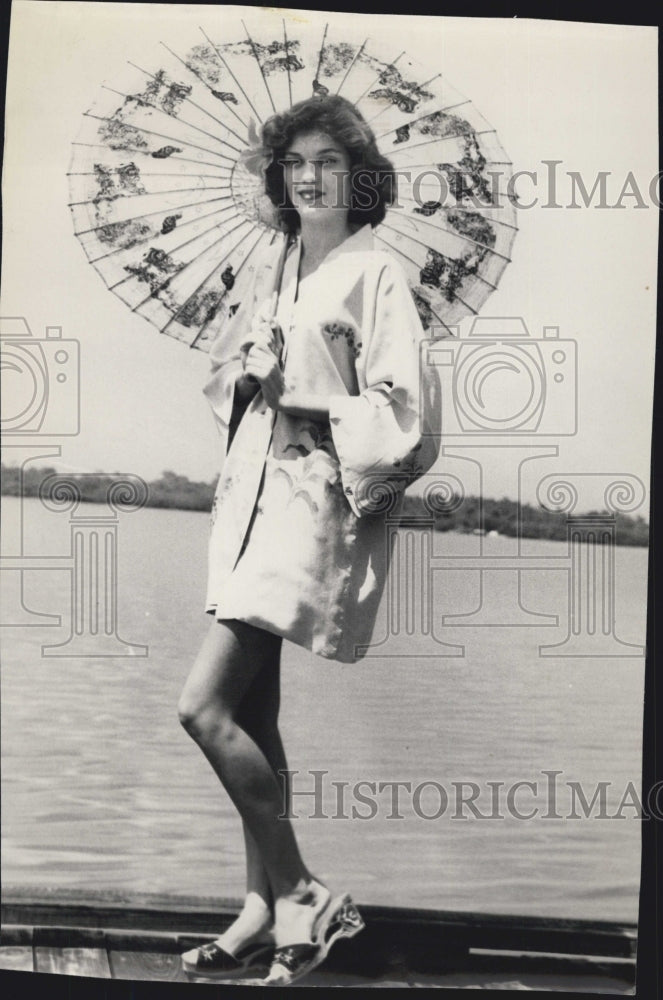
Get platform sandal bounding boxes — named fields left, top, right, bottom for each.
left=259, top=893, right=365, bottom=987
left=181, top=937, right=274, bottom=978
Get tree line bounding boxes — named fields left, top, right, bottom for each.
left=400, top=493, right=649, bottom=546
left=1, top=464, right=649, bottom=547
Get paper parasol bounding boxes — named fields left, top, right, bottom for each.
left=69, top=17, right=518, bottom=349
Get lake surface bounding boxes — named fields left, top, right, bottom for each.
left=1, top=498, right=647, bottom=921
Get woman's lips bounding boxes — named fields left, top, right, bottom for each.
left=296, top=188, right=323, bottom=203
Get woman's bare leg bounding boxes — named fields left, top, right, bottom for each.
left=217, top=660, right=290, bottom=951
left=178, top=619, right=330, bottom=946
left=237, top=655, right=290, bottom=899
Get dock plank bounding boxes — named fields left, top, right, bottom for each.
left=1, top=888, right=638, bottom=959
left=0, top=925, right=33, bottom=947
left=0, top=946, right=34, bottom=972
left=0, top=885, right=640, bottom=990
left=108, top=950, right=188, bottom=982
left=34, top=947, right=111, bottom=978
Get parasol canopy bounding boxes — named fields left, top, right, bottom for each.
left=69, top=17, right=518, bottom=349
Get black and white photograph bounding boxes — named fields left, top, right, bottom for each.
left=0, top=1, right=658, bottom=992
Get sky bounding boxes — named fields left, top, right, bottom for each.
left=1, top=3, right=658, bottom=513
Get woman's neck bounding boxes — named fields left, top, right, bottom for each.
left=298, top=215, right=354, bottom=281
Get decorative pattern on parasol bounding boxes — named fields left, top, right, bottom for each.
left=69, top=18, right=518, bottom=349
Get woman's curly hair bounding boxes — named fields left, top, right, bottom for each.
left=261, top=95, right=396, bottom=232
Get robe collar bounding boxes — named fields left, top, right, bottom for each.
left=287, top=222, right=374, bottom=269
left=276, top=224, right=374, bottom=325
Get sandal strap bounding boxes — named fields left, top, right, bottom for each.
left=202, top=942, right=243, bottom=968
left=270, top=943, right=319, bottom=974
left=191, top=941, right=241, bottom=971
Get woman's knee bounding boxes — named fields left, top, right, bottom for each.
left=177, top=689, right=232, bottom=744
left=178, top=620, right=280, bottom=741
left=177, top=690, right=198, bottom=733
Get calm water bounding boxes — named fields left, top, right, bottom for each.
left=1, top=498, right=647, bottom=921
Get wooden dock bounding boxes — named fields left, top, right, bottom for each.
left=1, top=887, right=637, bottom=991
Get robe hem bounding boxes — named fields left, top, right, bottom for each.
left=204, top=606, right=358, bottom=664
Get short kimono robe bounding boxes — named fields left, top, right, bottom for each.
left=203, top=224, right=440, bottom=663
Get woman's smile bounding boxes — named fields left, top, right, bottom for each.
left=295, top=186, right=324, bottom=206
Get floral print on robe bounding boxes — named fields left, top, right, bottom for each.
left=203, top=224, right=440, bottom=663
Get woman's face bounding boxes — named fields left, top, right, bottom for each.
left=281, top=130, right=351, bottom=220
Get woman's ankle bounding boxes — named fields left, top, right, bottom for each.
left=271, top=879, right=332, bottom=947
left=217, top=894, right=274, bottom=953
left=241, top=890, right=273, bottom=923
left=276, top=875, right=329, bottom=906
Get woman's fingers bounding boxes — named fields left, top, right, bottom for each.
left=245, top=342, right=276, bottom=369
left=244, top=345, right=282, bottom=380
left=255, top=325, right=274, bottom=348
left=242, top=344, right=265, bottom=372
left=244, top=317, right=284, bottom=357
left=243, top=344, right=284, bottom=409
left=240, top=316, right=284, bottom=410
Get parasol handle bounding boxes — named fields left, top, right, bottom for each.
left=244, top=231, right=292, bottom=381
left=266, top=230, right=293, bottom=321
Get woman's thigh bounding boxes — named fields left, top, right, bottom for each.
left=180, top=618, right=282, bottom=720
left=238, top=647, right=282, bottom=735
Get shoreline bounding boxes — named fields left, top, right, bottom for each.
left=0, top=491, right=650, bottom=548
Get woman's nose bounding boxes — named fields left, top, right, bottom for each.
left=299, top=160, right=316, bottom=183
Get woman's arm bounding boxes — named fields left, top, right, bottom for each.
left=276, top=392, right=330, bottom=422
left=243, top=343, right=331, bottom=421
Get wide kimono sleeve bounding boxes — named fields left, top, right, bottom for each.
left=328, top=258, right=441, bottom=517
left=202, top=264, right=265, bottom=459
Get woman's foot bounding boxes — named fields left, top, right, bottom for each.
left=261, top=891, right=365, bottom=986
left=217, top=892, right=274, bottom=955
left=272, top=878, right=331, bottom=947
left=181, top=893, right=274, bottom=978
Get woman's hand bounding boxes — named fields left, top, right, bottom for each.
left=243, top=342, right=285, bottom=410
left=241, top=305, right=284, bottom=359
left=239, top=305, right=285, bottom=408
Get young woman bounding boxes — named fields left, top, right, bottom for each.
left=179, top=95, right=439, bottom=987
